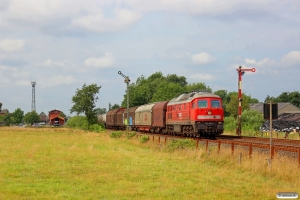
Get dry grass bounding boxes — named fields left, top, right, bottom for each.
left=0, top=127, right=299, bottom=200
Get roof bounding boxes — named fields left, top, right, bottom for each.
left=49, top=109, right=62, bottom=113
left=0, top=109, right=9, bottom=114
left=250, top=102, right=300, bottom=113
left=39, top=112, right=47, bottom=116
left=49, top=115, right=65, bottom=121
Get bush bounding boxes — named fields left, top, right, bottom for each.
left=224, top=116, right=237, bottom=133
left=89, top=124, right=104, bottom=132
left=110, top=131, right=123, bottom=138
left=126, top=132, right=136, bottom=139
left=66, top=116, right=89, bottom=130
left=167, top=139, right=196, bottom=151
left=140, top=135, right=149, bottom=143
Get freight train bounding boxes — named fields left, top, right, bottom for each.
left=98, top=90, right=224, bottom=138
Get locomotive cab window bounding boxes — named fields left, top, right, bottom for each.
left=198, top=100, right=207, bottom=108
left=211, top=100, right=221, bottom=108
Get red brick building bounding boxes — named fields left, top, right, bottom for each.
left=48, top=109, right=65, bottom=126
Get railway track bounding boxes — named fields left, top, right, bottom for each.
left=133, top=132, right=300, bottom=166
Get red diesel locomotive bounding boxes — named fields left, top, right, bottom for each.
left=99, top=90, right=224, bottom=138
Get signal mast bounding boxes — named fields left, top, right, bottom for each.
left=236, top=66, right=256, bottom=136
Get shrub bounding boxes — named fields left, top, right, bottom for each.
left=89, top=124, right=104, bottom=132
left=167, top=139, right=196, bottom=151
left=140, top=135, right=149, bottom=143
left=126, top=132, right=136, bottom=139
left=224, top=116, right=237, bottom=133
left=67, top=116, right=88, bottom=129
left=110, top=131, right=123, bottom=138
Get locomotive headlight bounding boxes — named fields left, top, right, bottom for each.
left=207, top=110, right=212, bottom=115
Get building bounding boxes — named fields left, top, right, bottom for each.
left=48, top=109, right=65, bottom=126
left=250, top=102, right=300, bottom=115
left=39, top=112, right=48, bottom=124
left=0, top=109, right=9, bottom=116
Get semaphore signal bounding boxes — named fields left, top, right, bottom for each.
left=236, top=66, right=256, bottom=136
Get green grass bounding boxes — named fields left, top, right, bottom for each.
left=0, top=127, right=299, bottom=199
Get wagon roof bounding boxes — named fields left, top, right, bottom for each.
left=135, top=103, right=156, bottom=113
left=107, top=108, right=125, bottom=115
left=153, top=101, right=169, bottom=110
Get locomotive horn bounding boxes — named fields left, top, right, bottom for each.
left=118, top=71, right=122, bottom=74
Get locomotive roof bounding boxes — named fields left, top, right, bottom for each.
left=167, top=90, right=221, bottom=105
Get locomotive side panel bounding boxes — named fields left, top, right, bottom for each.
left=166, top=102, right=190, bottom=124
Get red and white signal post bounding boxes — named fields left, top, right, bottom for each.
left=236, top=66, right=256, bottom=136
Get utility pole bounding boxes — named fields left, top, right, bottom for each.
left=236, top=66, right=255, bottom=136
left=118, top=71, right=130, bottom=131
left=31, top=81, right=36, bottom=112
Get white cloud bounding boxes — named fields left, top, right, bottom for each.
left=48, top=75, right=75, bottom=87
left=42, top=59, right=65, bottom=67
left=281, top=51, right=300, bottom=66
left=71, top=8, right=142, bottom=32
left=84, top=53, right=115, bottom=68
left=0, top=39, right=25, bottom=52
left=191, top=52, right=216, bottom=65
left=245, top=58, right=256, bottom=64
left=15, top=80, right=31, bottom=86
left=190, top=73, right=214, bottom=81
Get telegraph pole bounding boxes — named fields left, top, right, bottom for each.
left=31, top=81, right=36, bottom=112
left=236, top=66, right=256, bottom=136
left=118, top=71, right=130, bottom=131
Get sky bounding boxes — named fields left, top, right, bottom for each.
left=0, top=0, right=300, bottom=116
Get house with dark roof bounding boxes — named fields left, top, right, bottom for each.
left=39, top=112, right=48, bottom=123
left=250, top=102, right=300, bottom=115
left=0, top=109, right=9, bottom=116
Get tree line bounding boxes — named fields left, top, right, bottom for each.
left=68, top=71, right=299, bottom=131
left=0, top=105, right=66, bottom=126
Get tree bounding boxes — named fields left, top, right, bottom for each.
left=110, top=104, right=120, bottom=110
left=59, top=111, right=66, bottom=118
left=264, top=91, right=300, bottom=108
left=151, top=81, right=184, bottom=102
left=1, top=114, right=12, bottom=126
left=12, top=108, right=24, bottom=124
left=120, top=72, right=213, bottom=107
left=23, top=111, right=40, bottom=125
left=95, top=108, right=107, bottom=115
left=214, top=90, right=228, bottom=102
left=225, top=92, right=250, bottom=118
left=264, top=95, right=276, bottom=103
left=186, top=82, right=212, bottom=93
left=70, top=83, right=101, bottom=125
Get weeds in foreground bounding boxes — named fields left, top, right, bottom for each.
left=140, top=135, right=149, bottom=143
left=167, top=139, right=196, bottom=151
left=110, top=131, right=123, bottom=138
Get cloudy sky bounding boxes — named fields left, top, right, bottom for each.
left=0, top=0, right=300, bottom=116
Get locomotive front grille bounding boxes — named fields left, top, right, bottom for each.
left=197, top=121, right=223, bottom=132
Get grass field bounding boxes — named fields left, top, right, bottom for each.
left=0, top=127, right=299, bottom=200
